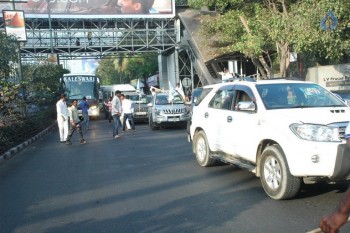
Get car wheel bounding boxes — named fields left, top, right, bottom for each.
left=149, top=115, right=157, bottom=130
left=260, top=144, right=301, bottom=200
left=194, top=131, right=216, bottom=167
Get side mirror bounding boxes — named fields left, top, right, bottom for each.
left=237, top=101, right=256, bottom=111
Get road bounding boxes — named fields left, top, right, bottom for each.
left=0, top=119, right=350, bottom=233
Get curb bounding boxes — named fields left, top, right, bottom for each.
left=0, top=123, right=57, bottom=166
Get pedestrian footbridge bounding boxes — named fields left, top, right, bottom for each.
left=0, top=2, right=252, bottom=88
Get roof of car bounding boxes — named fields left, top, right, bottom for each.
left=214, top=78, right=313, bottom=87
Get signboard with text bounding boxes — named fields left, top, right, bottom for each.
left=0, top=0, right=175, bottom=19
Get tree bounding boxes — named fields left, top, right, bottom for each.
left=189, top=0, right=350, bottom=78
left=0, top=32, right=19, bottom=80
left=22, top=62, right=69, bottom=98
left=96, top=54, right=158, bottom=85
left=96, top=57, right=120, bottom=85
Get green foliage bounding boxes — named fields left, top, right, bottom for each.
left=192, top=0, right=350, bottom=77
left=290, top=0, right=350, bottom=64
left=0, top=61, right=63, bottom=154
left=96, top=57, right=120, bottom=85
left=96, top=54, right=158, bottom=85
left=0, top=32, right=19, bottom=80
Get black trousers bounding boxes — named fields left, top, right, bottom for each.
left=66, top=123, right=84, bottom=142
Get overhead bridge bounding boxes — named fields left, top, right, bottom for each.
left=0, top=6, right=251, bottom=87
left=20, top=18, right=178, bottom=60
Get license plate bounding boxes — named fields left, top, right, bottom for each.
left=168, top=117, right=180, bottom=122
left=135, top=112, right=147, bottom=115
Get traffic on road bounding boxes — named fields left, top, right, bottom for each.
left=1, top=116, right=350, bottom=233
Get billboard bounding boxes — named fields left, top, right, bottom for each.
left=0, top=0, right=175, bottom=19
left=63, top=58, right=99, bottom=74
left=2, top=10, right=27, bottom=41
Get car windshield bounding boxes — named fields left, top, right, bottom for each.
left=129, top=94, right=148, bottom=103
left=155, top=94, right=184, bottom=105
left=256, top=83, right=347, bottom=109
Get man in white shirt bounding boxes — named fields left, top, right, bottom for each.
left=112, top=90, right=122, bottom=138
left=220, top=68, right=234, bottom=82
left=56, top=94, right=69, bottom=143
left=122, top=94, right=135, bottom=132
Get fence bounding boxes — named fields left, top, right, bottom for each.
left=0, top=98, right=56, bottom=155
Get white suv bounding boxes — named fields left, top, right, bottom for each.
left=189, top=78, right=350, bottom=200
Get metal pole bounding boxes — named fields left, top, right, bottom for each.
left=175, top=46, right=179, bottom=83
left=10, top=0, right=23, bottom=82
left=17, top=44, right=23, bottom=82
left=191, top=59, right=194, bottom=90
left=46, top=0, right=54, bottom=54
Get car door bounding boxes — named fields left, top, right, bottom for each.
left=203, top=86, right=235, bottom=151
left=220, top=86, right=259, bottom=162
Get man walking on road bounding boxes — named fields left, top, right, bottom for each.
left=56, top=93, right=69, bottom=143
left=112, top=90, right=122, bottom=139
left=104, top=96, right=113, bottom=124
left=79, top=96, right=90, bottom=130
left=66, top=99, right=87, bottom=145
left=122, top=94, right=135, bottom=132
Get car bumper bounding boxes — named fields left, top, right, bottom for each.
left=154, top=114, right=190, bottom=125
left=133, top=112, right=149, bottom=121
left=285, top=141, right=350, bottom=180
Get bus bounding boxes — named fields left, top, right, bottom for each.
left=60, top=74, right=101, bottom=118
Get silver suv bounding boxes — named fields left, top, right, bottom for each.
left=148, top=93, right=190, bottom=129
left=189, top=79, right=350, bottom=200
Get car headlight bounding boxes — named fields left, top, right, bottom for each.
left=290, top=123, right=340, bottom=142
left=90, top=105, right=98, bottom=110
left=155, top=108, right=161, bottom=115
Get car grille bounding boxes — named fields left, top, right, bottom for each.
left=135, top=107, right=148, bottom=112
left=163, top=108, right=185, bottom=114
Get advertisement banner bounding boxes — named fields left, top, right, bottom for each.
left=2, top=10, right=27, bottom=41
left=0, top=0, right=174, bottom=19
left=0, top=0, right=28, bottom=2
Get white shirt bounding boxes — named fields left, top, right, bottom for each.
left=122, top=99, right=134, bottom=114
left=56, top=99, right=69, bottom=120
left=222, top=72, right=233, bottom=81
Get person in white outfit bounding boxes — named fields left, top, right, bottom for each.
left=120, top=94, right=131, bottom=130
left=122, top=95, right=135, bottom=132
left=56, top=93, right=69, bottom=143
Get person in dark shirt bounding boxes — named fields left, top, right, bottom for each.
left=79, top=96, right=89, bottom=130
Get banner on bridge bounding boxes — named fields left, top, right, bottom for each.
left=0, top=0, right=175, bottom=19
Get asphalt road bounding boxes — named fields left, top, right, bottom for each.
left=1, top=119, right=350, bottom=233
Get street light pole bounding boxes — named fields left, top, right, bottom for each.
left=46, top=0, right=54, bottom=54
left=10, top=0, right=23, bottom=82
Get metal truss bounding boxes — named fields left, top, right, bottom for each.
left=0, top=18, right=178, bottom=61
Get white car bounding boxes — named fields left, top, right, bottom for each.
left=189, top=78, right=350, bottom=200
